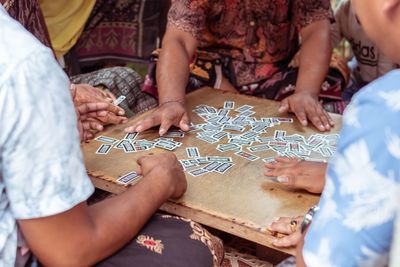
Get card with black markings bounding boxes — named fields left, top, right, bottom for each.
left=122, top=142, right=136, bottom=153
left=224, top=101, right=235, bottom=109
left=234, top=151, right=259, bottom=161
left=96, top=144, right=112, bottom=154
left=124, top=132, right=138, bottom=140
left=186, top=147, right=200, bottom=158
left=214, top=162, right=234, bottom=174
left=188, top=168, right=210, bottom=177
left=116, top=171, right=140, bottom=185
left=95, top=136, right=118, bottom=144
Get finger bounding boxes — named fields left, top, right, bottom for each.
left=102, top=113, right=128, bottom=125
left=104, top=91, right=117, bottom=101
left=136, top=165, right=143, bottom=175
left=134, top=114, right=161, bottom=133
left=316, top=105, right=331, bottom=131
left=77, top=102, right=110, bottom=115
left=305, top=106, right=326, bottom=131
left=278, top=100, right=290, bottom=114
left=268, top=217, right=293, bottom=234
left=79, top=110, right=108, bottom=121
left=272, top=232, right=302, bottom=248
left=179, top=112, right=191, bottom=131
left=103, top=102, right=126, bottom=116
left=159, top=118, right=174, bottom=136
left=293, top=107, right=308, bottom=127
left=84, top=132, right=95, bottom=141
left=323, top=109, right=335, bottom=126
left=82, top=120, right=103, bottom=132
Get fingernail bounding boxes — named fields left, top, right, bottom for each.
left=273, top=217, right=280, bottom=222
left=159, top=128, right=165, bottom=136
left=277, top=176, right=289, bottom=183
left=136, top=125, right=143, bottom=132
left=118, top=110, right=125, bottom=115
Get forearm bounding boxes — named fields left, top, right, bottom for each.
left=296, top=21, right=332, bottom=96
left=20, top=173, right=171, bottom=266
left=157, top=30, right=197, bottom=105
left=86, top=173, right=171, bottom=262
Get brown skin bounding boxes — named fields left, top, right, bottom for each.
left=268, top=216, right=303, bottom=248
left=18, top=152, right=187, bottom=267
left=126, top=19, right=333, bottom=135
left=71, top=84, right=128, bottom=127
left=264, top=157, right=327, bottom=194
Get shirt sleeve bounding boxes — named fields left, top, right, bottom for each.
left=303, top=71, right=400, bottom=266
left=0, top=48, right=94, bottom=220
left=293, top=0, right=334, bottom=30
left=167, top=0, right=208, bottom=40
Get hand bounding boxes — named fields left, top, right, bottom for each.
left=268, top=216, right=303, bottom=248
left=70, top=83, right=127, bottom=126
left=70, top=83, right=116, bottom=104
left=136, top=152, right=187, bottom=199
left=76, top=102, right=111, bottom=142
left=264, top=157, right=327, bottom=194
left=125, top=101, right=190, bottom=136
left=278, top=92, right=334, bottom=132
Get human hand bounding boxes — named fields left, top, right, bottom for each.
left=76, top=102, right=111, bottom=142
left=268, top=216, right=303, bottom=248
left=125, top=101, right=190, bottom=136
left=278, top=92, right=334, bottom=132
left=136, top=152, right=187, bottom=199
left=70, top=83, right=127, bottom=125
left=264, top=157, right=327, bottom=194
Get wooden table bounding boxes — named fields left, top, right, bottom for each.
left=82, top=87, right=342, bottom=255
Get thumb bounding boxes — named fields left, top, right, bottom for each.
left=179, top=112, right=191, bottom=131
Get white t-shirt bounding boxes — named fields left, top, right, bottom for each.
left=331, top=0, right=398, bottom=83
left=0, top=6, right=94, bottom=266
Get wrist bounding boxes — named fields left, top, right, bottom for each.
left=159, top=99, right=185, bottom=107
left=145, top=169, right=175, bottom=200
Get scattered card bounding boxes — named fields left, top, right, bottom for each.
left=96, top=144, right=112, bottom=155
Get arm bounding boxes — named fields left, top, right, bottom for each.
left=279, top=20, right=334, bottom=132
left=19, top=153, right=186, bottom=267
left=126, top=27, right=198, bottom=135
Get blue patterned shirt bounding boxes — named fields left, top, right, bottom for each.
left=0, top=7, right=94, bottom=266
left=304, top=70, right=400, bottom=266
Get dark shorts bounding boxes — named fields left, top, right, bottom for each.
left=96, top=214, right=224, bottom=267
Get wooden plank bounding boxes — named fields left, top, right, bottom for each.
left=82, top=87, right=342, bottom=255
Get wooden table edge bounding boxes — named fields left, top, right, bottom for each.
left=90, top=175, right=295, bottom=256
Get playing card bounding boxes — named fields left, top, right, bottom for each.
left=224, top=101, right=235, bottom=109
left=96, top=144, right=112, bottom=154
left=247, top=144, right=271, bottom=152
left=186, top=147, right=200, bottom=158
left=116, top=171, right=140, bottom=185
left=124, top=132, right=138, bottom=140
left=95, top=136, right=118, bottom=144
left=164, top=130, right=185, bottom=138
left=206, top=156, right=232, bottom=163
left=113, top=95, right=126, bottom=106
left=122, top=142, right=136, bottom=153
left=188, top=168, right=210, bottom=177
left=114, top=140, right=131, bottom=149
left=216, top=143, right=241, bottom=152
left=214, top=162, right=234, bottom=174
left=203, top=162, right=222, bottom=171
left=234, top=151, right=259, bottom=161
left=235, top=104, right=253, bottom=113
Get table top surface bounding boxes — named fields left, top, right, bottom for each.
left=81, top=87, right=342, bottom=255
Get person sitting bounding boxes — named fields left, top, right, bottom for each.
left=129, top=0, right=346, bottom=136
left=331, top=0, right=398, bottom=102
left=0, top=7, right=222, bottom=267
left=266, top=0, right=400, bottom=265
